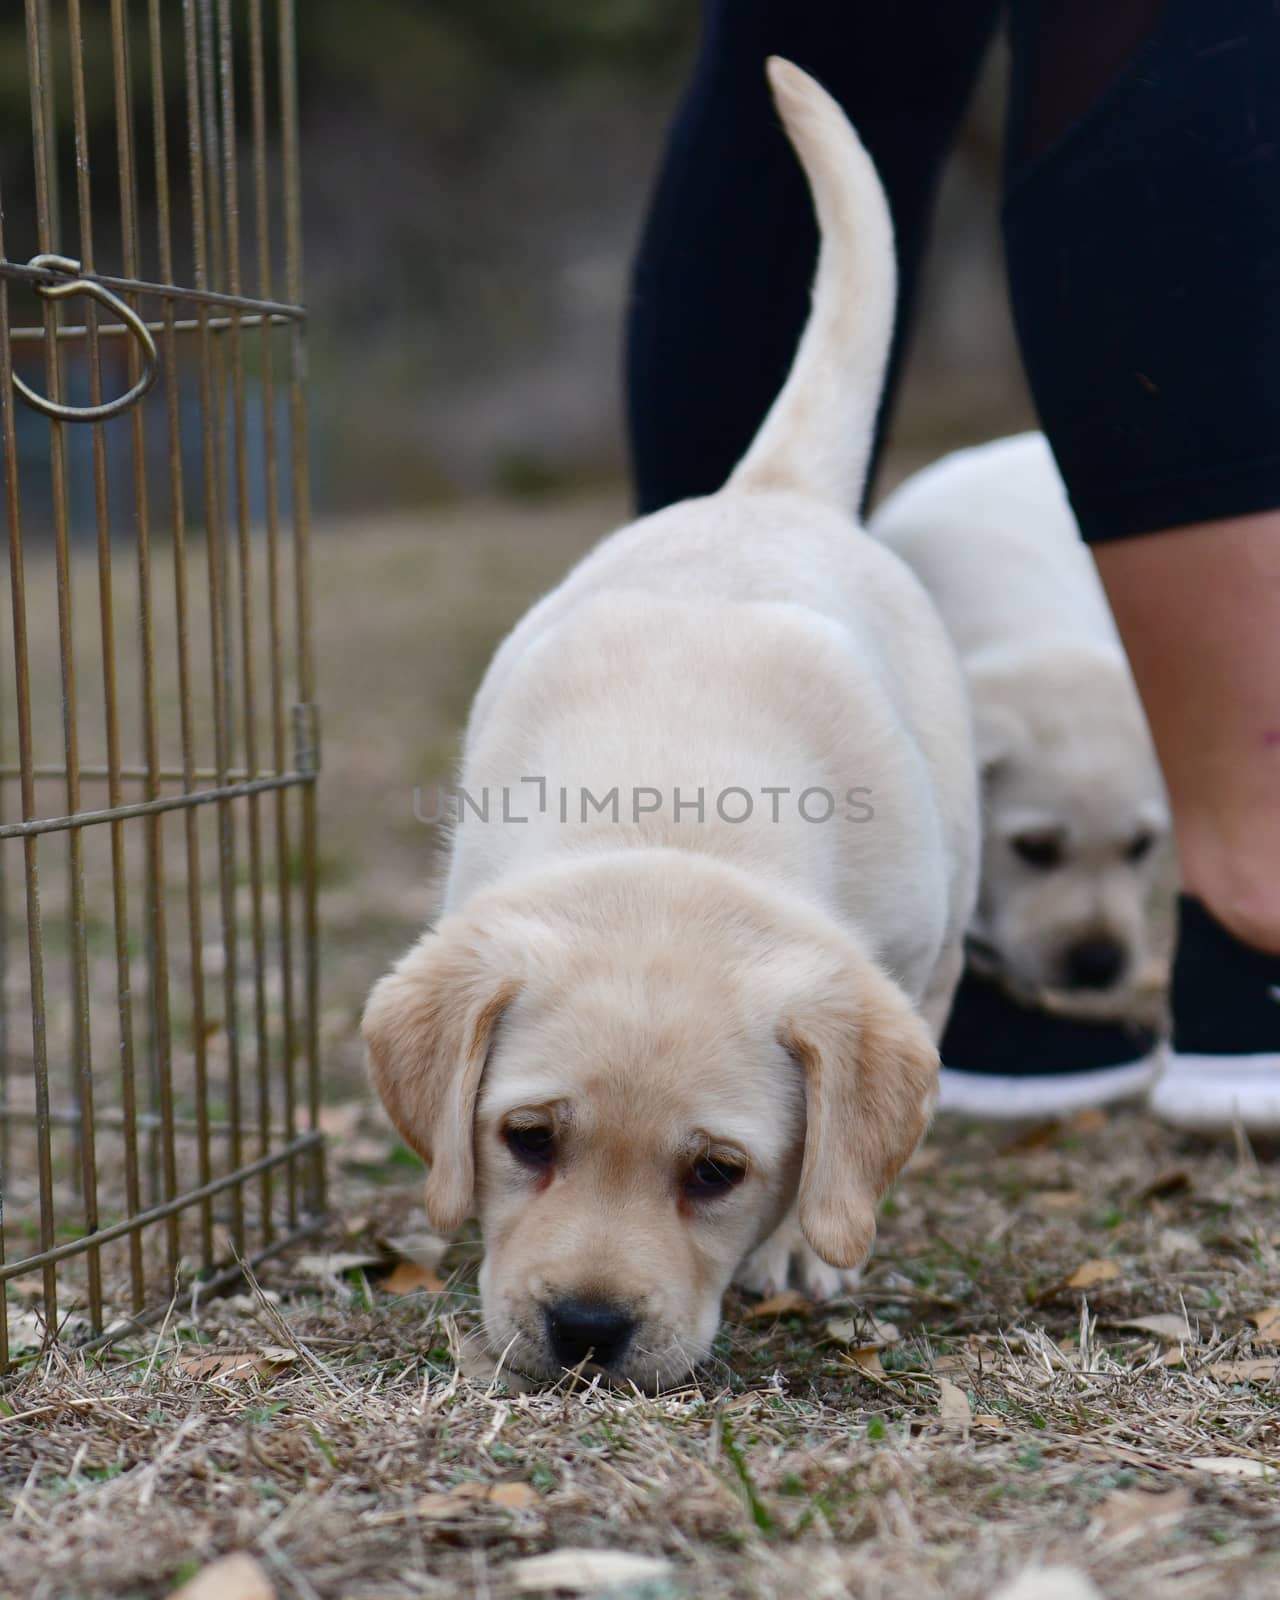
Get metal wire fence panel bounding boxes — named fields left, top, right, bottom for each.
left=0, top=0, right=324, bottom=1367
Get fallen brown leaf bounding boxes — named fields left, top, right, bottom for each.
left=747, top=1290, right=812, bottom=1319
left=1115, top=1313, right=1194, bottom=1343
left=1207, top=1359, right=1277, bottom=1384
left=1066, top=1259, right=1122, bottom=1290
left=168, top=1552, right=274, bottom=1600
left=999, top=1121, right=1062, bottom=1155
left=826, top=1314, right=900, bottom=1347
left=935, top=1375, right=971, bottom=1429
left=450, top=1336, right=513, bottom=1385
left=1249, top=1306, right=1280, bottom=1342
left=1137, top=1168, right=1192, bottom=1201
left=379, top=1260, right=446, bottom=1295
left=489, top=1482, right=540, bottom=1509
left=721, top=1391, right=769, bottom=1415
left=412, top=1480, right=540, bottom=1518
left=178, top=1348, right=297, bottom=1383
left=842, top=1346, right=887, bottom=1380
left=1030, top=1190, right=1085, bottom=1214
left=409, top=1492, right=470, bottom=1519
left=1095, top=1486, right=1192, bottom=1542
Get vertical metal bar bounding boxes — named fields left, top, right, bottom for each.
left=33, top=0, right=84, bottom=1223
left=278, top=0, right=323, bottom=1217
left=187, top=0, right=244, bottom=1253
left=68, top=0, right=138, bottom=1337
left=72, top=0, right=147, bottom=1317
left=35, top=0, right=74, bottom=1204
left=0, top=617, right=6, bottom=1281
left=0, top=0, right=31, bottom=1238
left=0, top=177, right=52, bottom=1367
left=111, top=0, right=170, bottom=1300
left=155, top=0, right=214, bottom=1269
left=250, top=0, right=297, bottom=1226
left=27, top=0, right=99, bottom=1330
left=35, top=0, right=60, bottom=258
left=0, top=417, right=7, bottom=1250
left=218, top=0, right=273, bottom=1247
left=198, top=0, right=235, bottom=781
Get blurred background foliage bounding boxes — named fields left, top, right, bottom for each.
left=0, top=1, right=1028, bottom=516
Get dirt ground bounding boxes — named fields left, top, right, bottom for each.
left=2, top=494, right=1279, bottom=1600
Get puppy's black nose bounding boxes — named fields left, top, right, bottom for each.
left=1064, top=937, right=1127, bottom=990
left=545, top=1298, right=636, bottom=1370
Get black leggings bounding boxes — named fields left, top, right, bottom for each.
left=626, top=0, right=1280, bottom=542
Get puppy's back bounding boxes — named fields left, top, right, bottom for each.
left=871, top=433, right=1122, bottom=665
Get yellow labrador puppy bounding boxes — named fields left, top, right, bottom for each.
left=364, top=61, right=978, bottom=1388
left=872, top=434, right=1168, bottom=1009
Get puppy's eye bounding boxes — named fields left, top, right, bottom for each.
left=1125, top=829, right=1156, bottom=864
left=685, top=1156, right=746, bottom=1200
left=1010, top=832, right=1064, bottom=870
left=505, top=1125, right=554, bottom=1169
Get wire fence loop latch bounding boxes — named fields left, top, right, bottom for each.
left=11, top=253, right=159, bottom=422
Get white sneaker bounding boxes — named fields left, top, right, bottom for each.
left=1149, top=1045, right=1280, bottom=1133
left=940, top=1053, right=1160, bottom=1120
left=1153, top=897, right=1280, bottom=1135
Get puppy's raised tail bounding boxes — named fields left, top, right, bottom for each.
left=728, top=58, right=896, bottom=514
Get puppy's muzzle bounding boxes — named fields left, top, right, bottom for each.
left=1062, top=936, right=1128, bottom=991
left=544, top=1297, right=637, bottom=1371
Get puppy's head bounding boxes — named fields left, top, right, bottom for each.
left=969, top=644, right=1168, bottom=1001
left=362, top=853, right=936, bottom=1388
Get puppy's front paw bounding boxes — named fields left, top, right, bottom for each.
left=736, top=1222, right=862, bottom=1302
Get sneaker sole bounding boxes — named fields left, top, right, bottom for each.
left=937, top=1053, right=1160, bottom=1120
left=1149, top=1046, right=1280, bottom=1132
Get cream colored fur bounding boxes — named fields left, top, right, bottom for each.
left=872, top=433, right=1168, bottom=1002
left=363, top=60, right=978, bottom=1388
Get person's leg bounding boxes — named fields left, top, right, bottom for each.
left=1003, top=0, right=1280, bottom=1127
left=1097, top=520, right=1280, bottom=1128
left=1093, top=516, right=1280, bottom=958
left=625, top=0, right=1001, bottom=516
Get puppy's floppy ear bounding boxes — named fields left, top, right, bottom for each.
left=782, top=954, right=937, bottom=1269
left=967, top=655, right=1025, bottom=782
left=362, top=923, right=519, bottom=1233
left=971, top=701, right=1023, bottom=782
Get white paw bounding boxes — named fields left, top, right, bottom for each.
left=736, top=1226, right=862, bottom=1302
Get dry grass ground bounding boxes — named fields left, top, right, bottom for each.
left=3, top=493, right=1279, bottom=1600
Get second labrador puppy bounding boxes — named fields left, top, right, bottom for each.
left=363, top=62, right=978, bottom=1389
left=872, top=433, right=1168, bottom=1011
